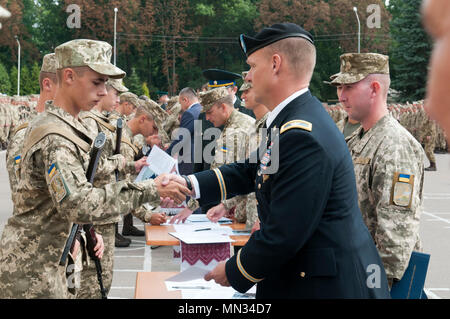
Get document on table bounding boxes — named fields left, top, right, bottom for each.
left=165, top=267, right=257, bottom=299
left=186, top=215, right=233, bottom=224
left=169, top=231, right=234, bottom=244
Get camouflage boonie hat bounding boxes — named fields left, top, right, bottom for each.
left=120, top=92, right=140, bottom=107
left=55, top=39, right=126, bottom=79
left=41, top=53, right=57, bottom=74
left=199, top=87, right=230, bottom=113
left=107, top=78, right=128, bottom=93
left=239, top=71, right=252, bottom=92
left=330, top=53, right=389, bottom=86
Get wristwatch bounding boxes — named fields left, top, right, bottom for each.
left=182, top=175, right=193, bottom=191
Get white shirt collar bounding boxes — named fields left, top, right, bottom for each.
left=266, top=88, right=309, bottom=128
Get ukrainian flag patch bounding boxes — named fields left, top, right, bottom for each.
left=47, top=162, right=70, bottom=203
left=390, top=172, right=414, bottom=208
left=14, top=155, right=21, bottom=164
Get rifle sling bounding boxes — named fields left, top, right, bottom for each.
left=121, top=137, right=139, bottom=155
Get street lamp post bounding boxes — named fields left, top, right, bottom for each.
left=353, top=7, right=361, bottom=54
left=114, top=8, right=118, bottom=66
left=15, top=35, right=20, bottom=96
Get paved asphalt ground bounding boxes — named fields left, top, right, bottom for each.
left=0, top=150, right=449, bottom=299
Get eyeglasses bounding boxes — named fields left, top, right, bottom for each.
left=239, top=34, right=247, bottom=55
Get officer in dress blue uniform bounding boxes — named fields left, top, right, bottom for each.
left=182, top=23, right=391, bottom=299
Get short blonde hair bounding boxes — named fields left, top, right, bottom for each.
left=265, top=37, right=316, bottom=82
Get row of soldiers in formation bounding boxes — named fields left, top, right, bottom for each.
left=3, top=94, right=446, bottom=170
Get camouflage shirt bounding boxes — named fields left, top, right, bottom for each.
left=346, top=114, right=425, bottom=281
left=222, top=112, right=267, bottom=229
left=187, top=109, right=255, bottom=212
left=0, top=103, right=161, bottom=298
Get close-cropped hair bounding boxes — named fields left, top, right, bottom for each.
left=39, top=72, right=57, bottom=90
left=135, top=106, right=153, bottom=121
left=265, top=37, right=316, bottom=81
left=179, top=87, right=198, bottom=100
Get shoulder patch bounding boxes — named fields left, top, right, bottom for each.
left=390, top=172, right=414, bottom=208
left=47, top=163, right=70, bottom=203
left=280, top=120, right=312, bottom=134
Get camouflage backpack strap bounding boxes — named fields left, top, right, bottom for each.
left=22, top=124, right=91, bottom=159
left=12, top=122, right=29, bottom=136
left=121, top=137, right=139, bottom=155
left=81, top=113, right=116, bottom=133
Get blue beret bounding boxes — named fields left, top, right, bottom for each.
left=239, top=22, right=314, bottom=57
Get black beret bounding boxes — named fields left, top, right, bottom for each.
left=239, top=22, right=314, bottom=57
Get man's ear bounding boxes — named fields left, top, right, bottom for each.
left=42, top=78, right=52, bottom=92
left=63, top=68, right=76, bottom=84
left=272, top=54, right=282, bottom=74
left=370, top=81, right=381, bottom=97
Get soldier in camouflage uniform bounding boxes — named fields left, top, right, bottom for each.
left=6, top=53, right=58, bottom=197
left=170, top=87, right=255, bottom=224
left=0, top=39, right=189, bottom=299
left=111, top=105, right=169, bottom=226
left=109, top=91, right=144, bottom=245
left=77, top=78, right=138, bottom=298
left=331, top=53, right=425, bottom=288
left=419, top=105, right=438, bottom=171
left=206, top=73, right=268, bottom=231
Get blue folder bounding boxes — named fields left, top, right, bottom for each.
left=390, top=251, right=430, bottom=299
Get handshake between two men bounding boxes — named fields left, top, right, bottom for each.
left=153, top=174, right=194, bottom=208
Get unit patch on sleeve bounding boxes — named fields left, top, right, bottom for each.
left=47, top=162, right=70, bottom=203
left=390, top=172, right=414, bottom=208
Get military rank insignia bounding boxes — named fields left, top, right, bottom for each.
left=47, top=163, right=70, bottom=203
left=390, top=172, right=414, bottom=208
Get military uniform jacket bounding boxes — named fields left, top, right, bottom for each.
left=346, top=114, right=425, bottom=281
left=0, top=103, right=161, bottom=298
left=193, top=91, right=391, bottom=298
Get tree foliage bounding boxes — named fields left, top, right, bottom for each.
left=0, top=0, right=430, bottom=102
left=388, top=0, right=432, bottom=102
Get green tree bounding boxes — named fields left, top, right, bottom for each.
left=389, top=0, right=432, bottom=102
left=9, top=66, right=18, bottom=96
left=142, top=82, right=150, bottom=98
left=125, top=68, right=143, bottom=96
left=0, top=62, right=11, bottom=95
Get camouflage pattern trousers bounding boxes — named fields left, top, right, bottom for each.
left=76, top=223, right=115, bottom=299
left=425, top=141, right=436, bottom=164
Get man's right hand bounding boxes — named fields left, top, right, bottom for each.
left=206, top=203, right=227, bottom=223
left=154, top=174, right=190, bottom=205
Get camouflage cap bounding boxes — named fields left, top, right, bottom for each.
left=41, top=53, right=57, bottom=74
left=199, top=87, right=230, bottom=113
left=107, top=78, right=128, bottom=93
left=330, top=53, right=389, bottom=86
left=239, top=71, right=252, bottom=92
left=55, top=39, right=126, bottom=79
left=120, top=92, right=140, bottom=107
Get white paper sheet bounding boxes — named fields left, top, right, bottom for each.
left=169, top=231, right=234, bottom=244
left=165, top=266, right=210, bottom=282
left=135, top=145, right=178, bottom=182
